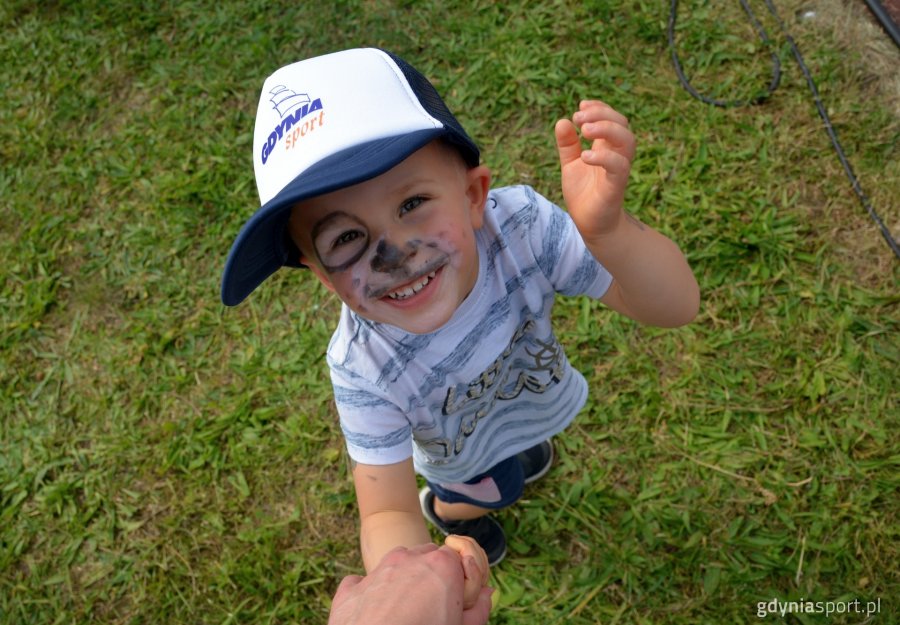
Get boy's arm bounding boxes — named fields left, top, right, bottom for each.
left=352, top=457, right=433, bottom=572
left=590, top=214, right=699, bottom=328
left=555, top=100, right=699, bottom=327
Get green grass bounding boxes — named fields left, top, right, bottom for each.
left=1, top=0, right=897, bottom=623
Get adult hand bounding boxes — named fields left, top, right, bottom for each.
left=327, top=543, right=493, bottom=625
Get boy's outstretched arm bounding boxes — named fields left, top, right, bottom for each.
left=555, top=100, right=699, bottom=327
left=352, top=460, right=492, bottom=607
left=352, top=458, right=433, bottom=572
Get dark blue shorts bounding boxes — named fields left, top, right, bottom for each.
left=426, top=454, right=524, bottom=509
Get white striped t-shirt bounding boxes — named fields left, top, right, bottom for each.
left=327, top=185, right=613, bottom=484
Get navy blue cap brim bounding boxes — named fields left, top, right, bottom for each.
left=221, top=128, right=474, bottom=306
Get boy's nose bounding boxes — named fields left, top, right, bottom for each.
left=370, top=239, right=416, bottom=273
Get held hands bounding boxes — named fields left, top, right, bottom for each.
left=328, top=542, right=492, bottom=625
left=444, top=535, right=491, bottom=609
left=554, top=100, right=637, bottom=243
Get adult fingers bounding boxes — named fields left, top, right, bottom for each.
left=461, top=587, right=494, bottom=625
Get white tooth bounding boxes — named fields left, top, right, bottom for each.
left=387, top=271, right=436, bottom=300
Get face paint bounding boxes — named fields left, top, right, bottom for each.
left=287, top=141, right=488, bottom=334
left=311, top=211, right=370, bottom=273
left=370, top=239, right=420, bottom=274
left=353, top=235, right=455, bottom=301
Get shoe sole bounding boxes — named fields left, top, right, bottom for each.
left=419, top=487, right=447, bottom=533
left=523, top=438, right=554, bottom=485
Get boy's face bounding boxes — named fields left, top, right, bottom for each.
left=288, top=141, right=491, bottom=334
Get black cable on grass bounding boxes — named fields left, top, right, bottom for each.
left=668, top=0, right=900, bottom=260
left=863, top=0, right=900, bottom=49
left=668, top=0, right=783, bottom=106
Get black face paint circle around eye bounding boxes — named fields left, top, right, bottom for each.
left=311, top=211, right=370, bottom=273
left=317, top=247, right=367, bottom=274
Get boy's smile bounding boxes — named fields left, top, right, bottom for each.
left=288, top=141, right=491, bottom=334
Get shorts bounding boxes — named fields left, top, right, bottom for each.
left=426, top=454, right=524, bottom=509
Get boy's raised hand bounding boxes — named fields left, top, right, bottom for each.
left=554, top=100, right=636, bottom=243
left=554, top=100, right=699, bottom=328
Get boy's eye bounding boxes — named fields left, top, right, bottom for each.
left=399, top=196, right=425, bottom=215
left=334, top=230, right=363, bottom=248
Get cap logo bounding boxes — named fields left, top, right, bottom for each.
left=260, top=85, right=325, bottom=165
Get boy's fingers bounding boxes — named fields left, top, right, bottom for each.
left=581, top=147, right=632, bottom=178
left=580, top=121, right=637, bottom=160
left=555, top=118, right=583, bottom=166
left=444, top=534, right=476, bottom=554
left=580, top=120, right=633, bottom=145
left=445, top=535, right=489, bottom=580
left=575, top=100, right=629, bottom=127
left=580, top=98, right=613, bottom=110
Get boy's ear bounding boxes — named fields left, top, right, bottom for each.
left=465, top=165, right=492, bottom=230
left=303, top=256, right=337, bottom=293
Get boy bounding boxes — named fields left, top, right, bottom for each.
left=222, top=48, right=698, bottom=582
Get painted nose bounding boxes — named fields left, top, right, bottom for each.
left=370, top=239, right=416, bottom=273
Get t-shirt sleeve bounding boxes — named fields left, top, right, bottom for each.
left=526, top=188, right=613, bottom=298
left=330, top=369, right=413, bottom=465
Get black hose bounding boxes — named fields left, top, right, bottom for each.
left=668, top=0, right=900, bottom=260
left=863, top=0, right=900, bottom=49
left=667, top=0, right=781, bottom=107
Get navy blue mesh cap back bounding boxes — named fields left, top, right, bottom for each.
left=382, top=50, right=480, bottom=168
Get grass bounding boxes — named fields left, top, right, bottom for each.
left=1, top=0, right=897, bottom=623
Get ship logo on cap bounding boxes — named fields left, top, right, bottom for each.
left=269, top=85, right=310, bottom=118
left=260, top=84, right=325, bottom=165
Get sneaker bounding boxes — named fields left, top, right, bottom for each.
left=520, top=439, right=554, bottom=484
left=419, top=487, right=507, bottom=566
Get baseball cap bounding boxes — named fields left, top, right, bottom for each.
left=220, top=47, right=480, bottom=306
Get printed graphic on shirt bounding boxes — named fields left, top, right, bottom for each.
left=417, top=318, right=565, bottom=463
